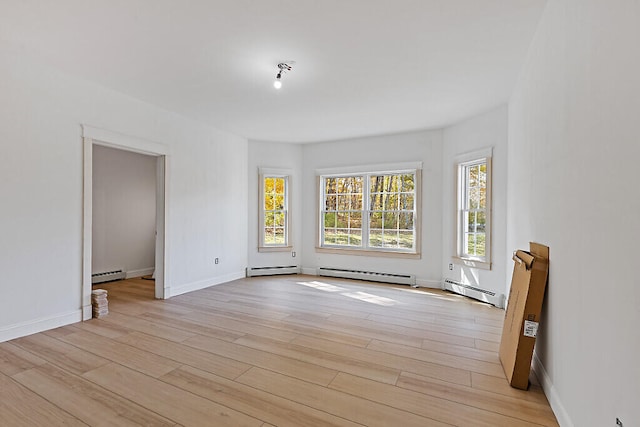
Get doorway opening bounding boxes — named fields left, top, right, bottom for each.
left=82, top=126, right=168, bottom=320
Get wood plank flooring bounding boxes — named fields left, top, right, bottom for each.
left=0, top=275, right=558, bottom=426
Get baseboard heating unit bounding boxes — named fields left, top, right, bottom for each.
left=246, top=266, right=301, bottom=277
left=443, top=278, right=504, bottom=308
left=91, top=269, right=126, bottom=284
left=317, top=267, right=416, bottom=286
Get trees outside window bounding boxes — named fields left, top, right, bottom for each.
left=457, top=154, right=491, bottom=266
left=259, top=169, right=291, bottom=251
left=320, top=168, right=419, bottom=254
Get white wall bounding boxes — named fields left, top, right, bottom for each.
left=508, top=0, right=640, bottom=425
left=442, top=106, right=508, bottom=301
left=0, top=43, right=248, bottom=341
left=247, top=141, right=303, bottom=269
left=300, top=130, right=443, bottom=286
left=92, top=145, right=156, bottom=278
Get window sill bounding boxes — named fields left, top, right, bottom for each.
left=452, top=256, right=491, bottom=271
left=258, top=246, right=293, bottom=253
left=316, top=246, right=421, bottom=259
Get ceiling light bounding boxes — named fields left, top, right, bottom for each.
left=273, top=62, right=293, bottom=89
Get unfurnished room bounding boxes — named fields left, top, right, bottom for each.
left=0, top=1, right=638, bottom=426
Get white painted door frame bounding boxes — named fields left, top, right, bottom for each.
left=82, top=125, right=169, bottom=320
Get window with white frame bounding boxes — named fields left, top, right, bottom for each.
left=259, top=169, right=291, bottom=250
left=319, top=164, right=420, bottom=255
left=457, top=152, right=491, bottom=266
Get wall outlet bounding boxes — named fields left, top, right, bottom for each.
left=214, top=257, right=219, bottom=264
left=448, top=263, right=453, bottom=271
left=292, top=251, right=296, bottom=258
left=616, top=418, right=623, bottom=426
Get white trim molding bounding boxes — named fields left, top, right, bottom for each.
left=316, top=161, right=422, bottom=176
left=532, top=352, right=574, bottom=427
left=0, top=310, right=82, bottom=343
left=168, top=271, right=245, bottom=298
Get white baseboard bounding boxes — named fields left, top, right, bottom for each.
left=300, top=267, right=317, bottom=276
left=298, top=269, right=441, bottom=289
left=126, top=267, right=155, bottom=279
left=0, top=309, right=82, bottom=343
left=532, top=352, right=573, bottom=427
left=167, top=270, right=245, bottom=298
left=415, top=278, right=443, bottom=288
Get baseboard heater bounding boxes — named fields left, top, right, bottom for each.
left=317, top=267, right=416, bottom=286
left=443, top=278, right=504, bottom=308
left=246, top=266, right=301, bottom=277
left=91, top=269, right=126, bottom=284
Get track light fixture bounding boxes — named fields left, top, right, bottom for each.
left=273, top=62, right=293, bottom=89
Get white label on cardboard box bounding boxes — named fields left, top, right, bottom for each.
left=524, top=320, right=539, bottom=338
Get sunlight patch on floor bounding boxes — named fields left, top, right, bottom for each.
left=296, top=281, right=347, bottom=292
left=340, top=291, right=397, bottom=306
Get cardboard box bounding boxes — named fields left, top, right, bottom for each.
left=499, top=242, right=549, bottom=390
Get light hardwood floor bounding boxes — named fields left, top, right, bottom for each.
left=0, top=275, right=558, bottom=426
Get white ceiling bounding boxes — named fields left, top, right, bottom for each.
left=0, top=0, right=547, bottom=143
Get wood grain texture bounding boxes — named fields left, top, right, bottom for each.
left=0, top=275, right=558, bottom=426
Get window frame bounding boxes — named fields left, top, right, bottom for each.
left=258, top=168, right=292, bottom=252
left=454, top=149, right=492, bottom=269
left=316, top=162, right=422, bottom=258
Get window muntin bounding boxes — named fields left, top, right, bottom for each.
left=458, top=157, right=490, bottom=263
left=320, top=170, right=417, bottom=253
left=261, top=175, right=289, bottom=248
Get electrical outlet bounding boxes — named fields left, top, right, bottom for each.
left=214, top=258, right=219, bottom=264
left=448, top=263, right=453, bottom=271
left=616, top=418, right=623, bottom=426
left=292, top=251, right=296, bottom=258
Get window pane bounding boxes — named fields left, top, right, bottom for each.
left=337, top=195, right=350, bottom=210
left=265, top=177, right=275, bottom=193
left=351, top=194, right=363, bottom=210
left=274, top=212, right=285, bottom=227
left=369, top=230, right=383, bottom=248
left=467, top=211, right=477, bottom=232
left=384, top=212, right=399, bottom=229
left=466, top=233, right=476, bottom=255
left=469, top=189, right=480, bottom=209
left=399, top=193, right=414, bottom=210
left=398, top=230, right=414, bottom=249
left=350, top=212, right=362, bottom=228
left=325, top=195, right=337, bottom=211
left=468, top=165, right=479, bottom=188
left=274, top=227, right=285, bottom=244
left=264, top=194, right=274, bottom=210
left=369, top=193, right=383, bottom=211
left=401, top=174, right=415, bottom=191
left=325, top=178, right=336, bottom=194
left=369, top=211, right=382, bottom=228
left=398, top=212, right=413, bottom=231
left=383, top=232, right=400, bottom=248
left=323, top=212, right=336, bottom=228
left=275, top=195, right=285, bottom=210
left=336, top=212, right=348, bottom=228
left=264, top=212, right=275, bottom=226
left=264, top=228, right=275, bottom=245
left=324, top=229, right=337, bottom=245
left=384, top=193, right=399, bottom=210
left=477, top=210, right=486, bottom=232
left=475, top=233, right=486, bottom=256
left=348, top=229, right=362, bottom=246
left=274, top=178, right=285, bottom=195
